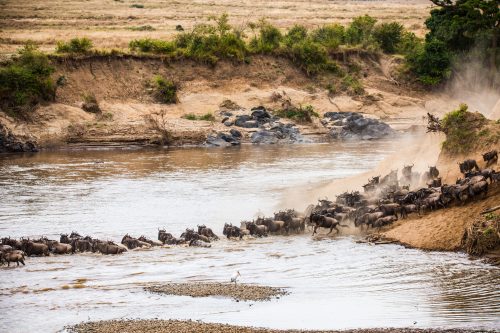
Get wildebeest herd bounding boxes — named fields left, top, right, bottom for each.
left=1, top=150, right=497, bottom=268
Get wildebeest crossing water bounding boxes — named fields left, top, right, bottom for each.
left=0, top=142, right=499, bottom=332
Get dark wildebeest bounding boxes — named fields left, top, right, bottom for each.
left=459, top=159, right=480, bottom=174
left=93, top=240, right=126, bottom=254
left=48, top=241, right=72, bottom=254
left=1, top=237, right=22, bottom=250
left=197, top=225, right=219, bottom=240
left=401, top=204, right=419, bottom=218
left=427, top=177, right=442, bottom=188
left=158, top=229, right=180, bottom=245
left=483, top=150, right=498, bottom=167
left=138, top=236, right=162, bottom=247
left=71, top=238, right=93, bottom=253
left=21, top=240, right=49, bottom=256
left=121, top=234, right=150, bottom=249
left=256, top=217, right=285, bottom=234
left=372, top=215, right=398, bottom=229
left=189, top=239, right=211, bottom=248
left=355, top=211, right=384, bottom=229
left=246, top=222, right=268, bottom=237
left=275, top=210, right=305, bottom=234
left=311, top=214, right=348, bottom=235
left=379, top=203, right=402, bottom=219
left=0, top=250, right=25, bottom=267
left=181, top=229, right=210, bottom=243
left=223, top=223, right=243, bottom=239
left=468, top=180, right=488, bottom=198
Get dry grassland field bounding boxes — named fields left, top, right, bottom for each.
left=0, top=0, right=431, bottom=55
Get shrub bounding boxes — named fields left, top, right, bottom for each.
left=151, top=76, right=177, bottom=104
left=286, top=39, right=333, bottom=75
left=81, top=92, right=101, bottom=113
left=311, top=24, right=345, bottom=51
left=182, top=113, right=215, bottom=121
left=345, top=15, right=377, bottom=46
left=275, top=104, right=319, bottom=123
left=406, top=38, right=451, bottom=85
left=130, top=4, right=144, bottom=8
left=129, top=38, right=176, bottom=54
left=56, top=37, right=93, bottom=54
left=249, top=20, right=283, bottom=53
left=397, top=31, right=422, bottom=55
left=441, top=104, right=487, bottom=154
left=0, top=44, right=56, bottom=116
left=372, top=22, right=404, bottom=54
left=283, top=25, right=308, bottom=47
left=341, top=74, right=364, bottom=95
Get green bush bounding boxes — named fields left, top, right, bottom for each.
left=283, top=25, right=308, bottom=47
left=151, top=76, right=177, bottom=104
left=275, top=104, right=318, bottom=123
left=397, top=31, right=422, bottom=55
left=129, top=38, right=176, bottom=54
left=341, top=74, right=364, bottom=95
left=129, top=25, right=155, bottom=31
left=311, top=24, right=345, bottom=51
left=249, top=20, right=283, bottom=53
left=441, top=104, right=487, bottom=154
left=182, top=112, right=215, bottom=121
left=130, top=4, right=144, bottom=8
left=56, top=37, right=93, bottom=54
left=286, top=39, right=334, bottom=75
left=372, top=22, right=404, bottom=54
left=0, top=44, right=56, bottom=116
left=345, top=15, right=377, bottom=46
left=406, top=38, right=451, bottom=85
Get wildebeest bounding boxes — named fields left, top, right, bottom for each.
left=21, top=240, right=49, bottom=256
left=189, top=239, right=211, bottom=248
left=483, top=150, right=498, bottom=167
left=0, top=250, right=25, bottom=267
left=121, top=234, right=151, bottom=249
left=459, top=159, right=480, bottom=174
left=138, top=235, right=162, bottom=247
left=93, top=240, right=127, bottom=255
left=427, top=177, right=442, bottom=188
left=256, top=217, right=285, bottom=234
left=468, top=180, right=488, bottom=198
left=158, top=229, right=180, bottom=245
left=48, top=241, right=72, bottom=254
left=274, top=210, right=305, bottom=234
left=355, top=211, right=384, bottom=229
left=311, top=214, right=348, bottom=235
left=223, top=223, right=243, bottom=239
left=1, top=237, right=21, bottom=250
left=246, top=222, right=268, bottom=237
left=197, top=225, right=219, bottom=240
left=372, top=215, right=398, bottom=229
left=71, top=238, right=93, bottom=253
left=181, top=229, right=210, bottom=243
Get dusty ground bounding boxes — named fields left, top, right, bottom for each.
left=0, top=0, right=431, bottom=56
left=145, top=282, right=288, bottom=301
left=67, top=320, right=496, bottom=333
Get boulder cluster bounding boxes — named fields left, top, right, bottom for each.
left=206, top=106, right=305, bottom=146
left=0, top=123, right=38, bottom=153
left=322, top=112, right=394, bottom=140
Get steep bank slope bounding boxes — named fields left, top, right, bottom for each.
left=0, top=54, right=437, bottom=149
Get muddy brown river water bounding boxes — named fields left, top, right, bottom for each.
left=0, top=141, right=499, bottom=332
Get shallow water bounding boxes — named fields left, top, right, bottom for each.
left=0, top=142, right=499, bottom=332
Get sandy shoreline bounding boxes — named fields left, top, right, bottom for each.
left=67, top=320, right=497, bottom=333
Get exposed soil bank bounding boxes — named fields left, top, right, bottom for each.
left=67, top=320, right=496, bottom=333
left=145, top=283, right=288, bottom=301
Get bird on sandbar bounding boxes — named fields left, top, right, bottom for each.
left=230, top=271, right=241, bottom=285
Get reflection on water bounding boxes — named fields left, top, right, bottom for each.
left=0, top=141, right=499, bottom=332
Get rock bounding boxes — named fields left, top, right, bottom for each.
left=205, top=131, right=241, bottom=147
left=230, top=129, right=242, bottom=138
left=0, top=123, right=38, bottom=153
left=242, top=120, right=259, bottom=128
left=250, top=106, right=271, bottom=121
left=250, top=130, right=279, bottom=144
left=223, top=120, right=234, bottom=127
left=323, top=111, right=394, bottom=140
left=234, top=115, right=252, bottom=127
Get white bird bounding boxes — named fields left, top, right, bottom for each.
left=230, top=271, right=241, bottom=285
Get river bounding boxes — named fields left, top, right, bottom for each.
left=0, top=140, right=499, bottom=332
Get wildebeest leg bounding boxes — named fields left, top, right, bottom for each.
left=21, top=259, right=25, bottom=266
left=312, top=226, right=318, bottom=235
left=327, top=226, right=333, bottom=235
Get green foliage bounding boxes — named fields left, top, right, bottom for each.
left=373, top=22, right=404, bottom=54
left=182, top=113, right=215, bottom=121
left=311, top=24, right=345, bottom=51
left=249, top=20, right=283, bottom=53
left=397, top=31, right=422, bottom=55
left=129, top=39, right=176, bottom=54
left=440, top=103, right=487, bottom=154
left=341, top=74, right=364, bottom=95
left=275, top=104, right=319, bottom=123
left=130, top=4, right=144, bottom=8
left=56, top=37, right=93, bottom=54
left=406, top=38, right=451, bottom=85
left=283, top=25, right=308, bottom=47
left=151, top=76, right=177, bottom=104
left=0, top=44, right=56, bottom=116
left=286, top=39, right=334, bottom=75
left=345, top=15, right=377, bottom=46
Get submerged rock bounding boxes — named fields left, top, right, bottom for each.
left=323, top=112, right=394, bottom=140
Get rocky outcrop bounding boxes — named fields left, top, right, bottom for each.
left=205, top=129, right=242, bottom=147
left=322, top=112, right=394, bottom=140
left=0, top=123, right=38, bottom=153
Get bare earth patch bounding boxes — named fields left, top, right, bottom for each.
left=145, top=282, right=288, bottom=301
left=67, top=320, right=496, bottom=333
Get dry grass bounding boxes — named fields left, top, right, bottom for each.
left=0, top=0, right=431, bottom=56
